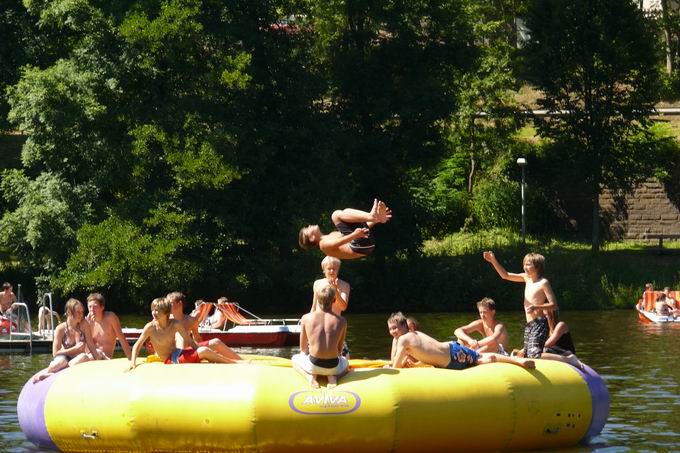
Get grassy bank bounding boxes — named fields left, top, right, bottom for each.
left=394, top=230, right=680, bottom=312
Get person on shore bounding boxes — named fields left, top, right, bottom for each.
left=32, top=298, right=103, bottom=382
left=0, top=282, right=17, bottom=318
left=311, top=256, right=350, bottom=358
left=167, top=292, right=242, bottom=362
left=85, top=293, right=132, bottom=360
left=387, top=312, right=534, bottom=370
left=129, top=297, right=244, bottom=369
left=298, top=199, right=392, bottom=260
left=293, top=283, right=349, bottom=388
left=37, top=304, right=61, bottom=337
left=454, top=297, right=509, bottom=355
left=483, top=251, right=557, bottom=359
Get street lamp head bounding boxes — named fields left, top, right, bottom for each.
left=516, top=157, right=527, bottom=166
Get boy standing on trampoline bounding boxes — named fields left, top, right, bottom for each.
left=483, top=251, right=558, bottom=359
left=298, top=199, right=392, bottom=260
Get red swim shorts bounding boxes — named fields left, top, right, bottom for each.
left=164, top=348, right=201, bottom=364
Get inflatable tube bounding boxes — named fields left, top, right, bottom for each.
left=18, top=357, right=608, bottom=452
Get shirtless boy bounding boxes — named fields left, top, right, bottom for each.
left=310, top=257, right=350, bottom=315
left=167, top=292, right=242, bottom=362
left=0, top=282, right=17, bottom=317
left=483, top=251, right=557, bottom=359
left=298, top=199, right=392, bottom=260
left=311, top=257, right=351, bottom=357
left=454, top=297, right=509, bottom=355
left=387, top=312, right=534, bottom=370
left=86, top=293, right=132, bottom=359
left=129, top=298, right=242, bottom=369
left=293, top=283, right=349, bottom=388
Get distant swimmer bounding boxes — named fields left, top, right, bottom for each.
left=299, top=199, right=392, bottom=260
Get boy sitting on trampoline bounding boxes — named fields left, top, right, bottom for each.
left=128, top=297, right=244, bottom=369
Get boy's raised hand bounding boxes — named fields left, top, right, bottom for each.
left=482, top=251, right=496, bottom=262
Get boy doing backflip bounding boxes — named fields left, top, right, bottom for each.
left=299, top=199, right=392, bottom=260
left=483, top=251, right=557, bottom=359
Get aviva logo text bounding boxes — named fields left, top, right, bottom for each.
left=288, top=390, right=361, bottom=415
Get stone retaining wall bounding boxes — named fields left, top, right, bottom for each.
left=601, top=178, right=680, bottom=240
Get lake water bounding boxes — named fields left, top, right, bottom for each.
left=1, top=310, right=679, bottom=452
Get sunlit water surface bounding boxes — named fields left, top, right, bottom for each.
left=2, top=310, right=679, bottom=452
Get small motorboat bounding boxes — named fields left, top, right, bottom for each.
left=124, top=302, right=301, bottom=347
left=636, top=290, right=680, bottom=323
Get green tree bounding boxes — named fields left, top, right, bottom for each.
left=522, top=0, right=661, bottom=250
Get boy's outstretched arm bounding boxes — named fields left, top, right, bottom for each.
left=128, top=323, right=151, bottom=370
left=483, top=251, right=524, bottom=283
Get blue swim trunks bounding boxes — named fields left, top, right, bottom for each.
left=447, top=342, right=479, bottom=370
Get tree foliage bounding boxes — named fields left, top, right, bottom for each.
left=521, top=0, right=662, bottom=250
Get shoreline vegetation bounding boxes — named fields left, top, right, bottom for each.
left=1, top=1, right=679, bottom=315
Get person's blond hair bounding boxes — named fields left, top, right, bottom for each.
left=298, top=228, right=318, bottom=249
left=315, top=283, right=336, bottom=311
left=151, top=297, right=171, bottom=315
left=64, top=298, right=83, bottom=318
left=523, top=253, right=545, bottom=277
left=87, top=292, right=105, bottom=307
left=321, top=256, right=341, bottom=270
left=387, top=312, right=408, bottom=328
left=166, top=292, right=185, bottom=304
left=476, top=297, right=496, bottom=311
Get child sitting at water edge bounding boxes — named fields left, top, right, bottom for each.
left=293, top=283, right=349, bottom=389
left=387, top=312, right=534, bottom=370
left=128, top=298, right=244, bottom=369
left=454, top=298, right=510, bottom=355
left=298, top=199, right=392, bottom=260
left=32, top=298, right=103, bottom=383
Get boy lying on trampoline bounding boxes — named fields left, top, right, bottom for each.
left=386, top=312, right=535, bottom=370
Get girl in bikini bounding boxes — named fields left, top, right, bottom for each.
left=33, top=298, right=101, bottom=383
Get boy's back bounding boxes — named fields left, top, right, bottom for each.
left=302, top=310, right=346, bottom=359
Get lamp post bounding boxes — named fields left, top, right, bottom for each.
left=517, top=157, right=527, bottom=244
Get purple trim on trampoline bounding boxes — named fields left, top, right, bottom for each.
left=17, top=373, right=58, bottom=451
left=576, top=364, right=609, bottom=444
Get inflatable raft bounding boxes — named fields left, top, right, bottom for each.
left=18, top=357, right=608, bottom=452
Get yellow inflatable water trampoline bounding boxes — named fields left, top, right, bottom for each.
left=18, top=356, right=608, bottom=452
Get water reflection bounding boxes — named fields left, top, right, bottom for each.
left=2, top=310, right=679, bottom=452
